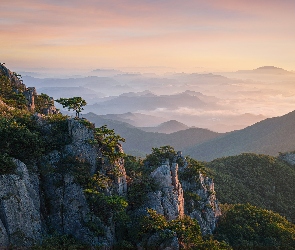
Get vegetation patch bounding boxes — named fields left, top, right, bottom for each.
left=215, top=203, right=295, bottom=249
left=206, top=153, right=295, bottom=222
left=0, top=153, right=16, bottom=175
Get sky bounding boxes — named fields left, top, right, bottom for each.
left=1, top=0, right=295, bottom=74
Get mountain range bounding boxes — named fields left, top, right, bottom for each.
left=185, top=110, right=295, bottom=161
left=82, top=112, right=221, bottom=156
left=83, top=108, right=295, bottom=161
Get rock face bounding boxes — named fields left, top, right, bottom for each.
left=138, top=153, right=220, bottom=248
left=279, top=152, right=295, bottom=166
left=0, top=64, right=59, bottom=114
left=23, top=87, right=37, bottom=111
left=0, top=64, right=26, bottom=92
left=67, top=119, right=97, bottom=173
left=41, top=150, right=101, bottom=245
left=0, top=117, right=128, bottom=247
left=41, top=119, right=126, bottom=246
left=144, top=151, right=220, bottom=235
left=183, top=173, right=221, bottom=235
left=145, top=159, right=184, bottom=220
left=176, top=152, right=221, bottom=235
left=0, top=160, right=42, bottom=247
left=111, top=144, right=128, bottom=196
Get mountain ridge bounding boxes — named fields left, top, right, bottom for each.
left=185, top=110, right=295, bottom=161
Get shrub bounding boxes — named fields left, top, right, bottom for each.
left=0, top=153, right=16, bottom=175
left=84, top=189, right=128, bottom=224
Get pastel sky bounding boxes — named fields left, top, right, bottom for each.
left=1, top=0, right=295, bottom=73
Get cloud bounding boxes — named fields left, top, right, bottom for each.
left=1, top=0, right=295, bottom=71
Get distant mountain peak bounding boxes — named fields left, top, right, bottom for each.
left=158, top=119, right=188, bottom=126
left=119, top=90, right=155, bottom=97
left=253, top=66, right=292, bottom=74
left=182, top=90, right=203, bottom=96
left=137, top=119, right=189, bottom=134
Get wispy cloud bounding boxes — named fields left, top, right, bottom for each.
left=1, top=0, right=294, bottom=71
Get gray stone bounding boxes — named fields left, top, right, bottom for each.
left=145, top=229, right=179, bottom=250
left=144, top=161, right=184, bottom=220
left=0, top=159, right=42, bottom=246
left=0, top=219, right=9, bottom=247
left=182, top=173, right=221, bottom=235
left=279, top=152, right=295, bottom=166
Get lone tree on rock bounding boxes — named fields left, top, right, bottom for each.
left=55, top=97, right=87, bottom=118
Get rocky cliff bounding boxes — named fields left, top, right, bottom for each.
left=0, top=117, right=128, bottom=247
left=0, top=64, right=221, bottom=248
left=0, top=118, right=221, bottom=248
left=144, top=159, right=184, bottom=220
left=0, top=159, right=42, bottom=246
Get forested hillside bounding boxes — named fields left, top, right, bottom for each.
left=206, top=153, right=295, bottom=223
left=186, top=111, right=295, bottom=161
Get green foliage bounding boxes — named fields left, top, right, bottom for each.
left=215, top=203, right=295, bottom=249
left=0, top=75, right=27, bottom=109
left=91, top=125, right=125, bottom=163
left=0, top=115, right=43, bottom=164
left=140, top=209, right=231, bottom=249
left=78, top=118, right=95, bottom=130
left=0, top=153, right=16, bottom=174
left=140, top=209, right=169, bottom=233
left=0, top=101, right=71, bottom=166
left=144, top=145, right=176, bottom=171
left=84, top=189, right=128, bottom=224
left=35, top=93, right=54, bottom=114
left=42, top=114, right=71, bottom=152
left=124, top=155, right=159, bottom=208
left=53, top=156, right=92, bottom=187
left=206, top=153, right=295, bottom=222
left=55, top=97, right=87, bottom=118
left=184, top=192, right=202, bottom=213
left=179, top=157, right=206, bottom=182
left=32, top=233, right=85, bottom=250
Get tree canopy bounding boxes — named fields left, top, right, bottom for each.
left=55, top=97, right=86, bottom=118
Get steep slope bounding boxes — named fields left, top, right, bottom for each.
left=185, top=110, right=295, bottom=161
left=82, top=112, right=221, bottom=156
left=206, top=153, right=295, bottom=223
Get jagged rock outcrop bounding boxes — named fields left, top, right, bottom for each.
left=0, top=114, right=128, bottom=247
left=111, top=144, right=128, bottom=196
left=143, top=151, right=220, bottom=235
left=41, top=150, right=101, bottom=245
left=0, top=64, right=59, bottom=114
left=23, top=87, right=37, bottom=111
left=42, top=97, right=59, bottom=115
left=183, top=173, right=221, bottom=235
left=40, top=119, right=127, bottom=247
left=66, top=119, right=97, bottom=173
left=0, top=159, right=42, bottom=247
left=0, top=64, right=26, bottom=92
left=176, top=152, right=221, bottom=235
left=144, top=159, right=184, bottom=220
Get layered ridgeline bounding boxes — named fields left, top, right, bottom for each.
left=1, top=64, right=295, bottom=249
left=82, top=112, right=221, bottom=157
left=0, top=65, right=225, bottom=248
left=185, top=110, right=295, bottom=161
